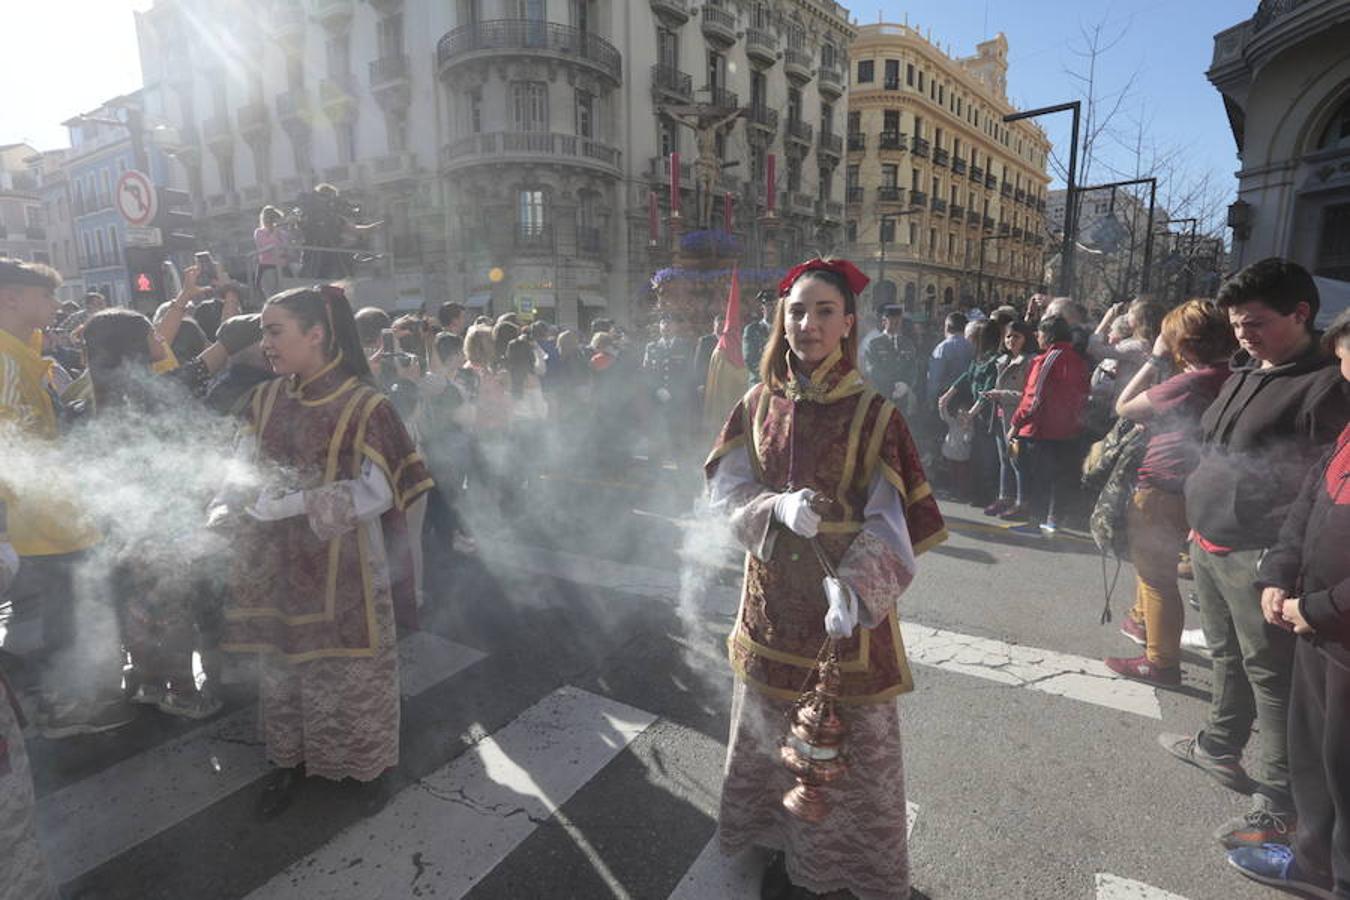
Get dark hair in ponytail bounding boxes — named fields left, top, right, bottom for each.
left=264, top=284, right=373, bottom=384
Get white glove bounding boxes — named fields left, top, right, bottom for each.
left=246, top=490, right=307, bottom=522
left=823, top=576, right=859, bottom=639
left=774, top=489, right=821, bottom=539
left=656, top=388, right=672, bottom=403
left=0, top=541, right=19, bottom=595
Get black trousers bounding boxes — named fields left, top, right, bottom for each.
left=1017, top=438, right=1076, bottom=526
left=1290, top=637, right=1350, bottom=897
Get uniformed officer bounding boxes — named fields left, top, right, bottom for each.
left=741, top=291, right=773, bottom=385
left=642, top=315, right=697, bottom=463
left=864, top=304, right=920, bottom=413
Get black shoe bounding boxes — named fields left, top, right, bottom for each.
left=257, top=765, right=304, bottom=820
left=761, top=851, right=791, bottom=900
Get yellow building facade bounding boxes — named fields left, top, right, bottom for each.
left=845, top=27, right=1051, bottom=318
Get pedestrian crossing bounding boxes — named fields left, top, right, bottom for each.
left=20, top=542, right=1238, bottom=899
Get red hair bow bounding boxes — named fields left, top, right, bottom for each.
left=778, top=257, right=871, bottom=299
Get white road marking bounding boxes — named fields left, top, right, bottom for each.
left=904, top=624, right=1162, bottom=719
left=243, top=686, right=656, bottom=899
left=40, top=633, right=484, bottom=885
left=493, top=544, right=1163, bottom=719
left=667, top=802, right=919, bottom=899
left=1096, top=872, right=1192, bottom=899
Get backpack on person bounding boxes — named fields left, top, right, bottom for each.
left=1081, top=417, right=1148, bottom=622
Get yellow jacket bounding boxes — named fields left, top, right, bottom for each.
left=0, top=328, right=100, bottom=556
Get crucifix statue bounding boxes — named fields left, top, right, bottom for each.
left=667, top=105, right=744, bottom=229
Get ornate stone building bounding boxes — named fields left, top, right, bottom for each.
left=129, top=0, right=856, bottom=327
left=845, top=27, right=1051, bottom=319
left=1209, top=0, right=1350, bottom=316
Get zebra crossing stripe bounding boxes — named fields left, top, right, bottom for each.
left=242, top=686, right=656, bottom=899
left=490, top=544, right=1163, bottom=719
left=39, top=633, right=484, bottom=886
left=1096, top=872, right=1192, bottom=899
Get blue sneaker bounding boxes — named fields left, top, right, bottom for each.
left=1006, top=523, right=1045, bottom=537
left=1226, top=844, right=1334, bottom=899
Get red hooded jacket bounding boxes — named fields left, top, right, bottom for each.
left=1009, top=342, right=1089, bottom=441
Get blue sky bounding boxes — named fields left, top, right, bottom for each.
left=848, top=0, right=1247, bottom=211
left=9, top=0, right=1246, bottom=222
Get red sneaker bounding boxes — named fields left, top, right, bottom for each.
left=1119, top=616, right=1147, bottom=646
left=1105, top=654, right=1182, bottom=687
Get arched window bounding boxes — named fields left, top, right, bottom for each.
left=903, top=282, right=916, bottom=310
left=1316, top=95, right=1350, bottom=151
left=943, top=286, right=954, bottom=306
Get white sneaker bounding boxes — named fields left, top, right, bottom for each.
left=1180, top=628, right=1209, bottom=654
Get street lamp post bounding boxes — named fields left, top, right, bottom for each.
left=1004, top=102, right=1081, bottom=297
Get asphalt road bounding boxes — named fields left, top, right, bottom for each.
left=19, top=462, right=1278, bottom=900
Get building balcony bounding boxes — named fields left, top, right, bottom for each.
left=950, top=204, right=964, bottom=222
left=879, top=130, right=906, bottom=152
left=370, top=151, right=418, bottom=185
left=747, top=104, right=779, bottom=135
left=238, top=102, right=270, bottom=139
left=952, top=157, right=967, bottom=175
left=704, top=86, right=739, bottom=110
left=931, top=197, right=947, bottom=214
left=877, top=186, right=903, bottom=204
left=787, top=192, right=815, bottom=216
left=275, top=90, right=312, bottom=129
left=970, top=165, right=983, bottom=182
left=983, top=215, right=995, bottom=231
left=884, top=78, right=901, bottom=91
left=320, top=76, right=358, bottom=120
left=1015, top=187, right=1026, bottom=204
left=203, top=115, right=233, bottom=149
left=786, top=119, right=814, bottom=149
left=700, top=5, right=737, bottom=47
left=649, top=0, right=690, bottom=26
left=270, top=0, right=306, bottom=45
left=847, top=132, right=865, bottom=152
left=441, top=131, right=622, bottom=179
left=1037, top=197, right=1047, bottom=212
left=985, top=173, right=997, bottom=190
left=818, top=63, right=844, bottom=98
left=967, top=211, right=981, bottom=229
left=784, top=47, right=813, bottom=84
left=312, top=0, right=354, bottom=30
left=846, top=186, right=863, bottom=204
left=817, top=199, right=843, bottom=222
left=909, top=189, right=927, bottom=207
left=515, top=224, right=555, bottom=254
left=651, top=64, right=693, bottom=104
left=1001, top=181, right=1013, bottom=198
left=999, top=221, right=1011, bottom=236
left=437, top=20, right=622, bottom=87
left=933, top=147, right=949, bottom=168
left=745, top=27, right=778, bottom=67
left=1012, top=226, right=1024, bottom=240
left=818, top=131, right=842, bottom=160
left=912, top=136, right=930, bottom=158
left=370, top=54, right=411, bottom=110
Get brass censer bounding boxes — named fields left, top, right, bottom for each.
left=780, top=638, right=849, bottom=822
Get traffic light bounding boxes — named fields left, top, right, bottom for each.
left=125, top=246, right=167, bottom=311
left=154, top=188, right=196, bottom=251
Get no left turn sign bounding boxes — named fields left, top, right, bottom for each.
left=116, top=170, right=159, bottom=227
